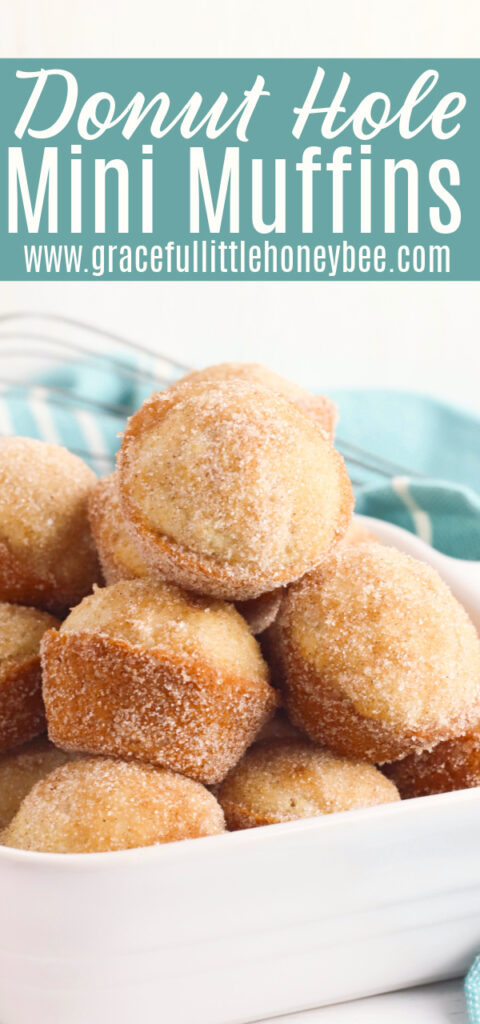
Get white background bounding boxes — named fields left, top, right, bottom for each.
left=1, top=3, right=479, bottom=1021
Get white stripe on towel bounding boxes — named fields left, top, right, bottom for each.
left=392, top=476, right=433, bottom=545
left=29, top=389, right=61, bottom=446
left=0, top=387, right=15, bottom=435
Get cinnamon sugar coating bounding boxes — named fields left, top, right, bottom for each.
left=0, top=437, right=102, bottom=614
left=42, top=579, right=277, bottom=785
left=268, top=544, right=480, bottom=764
left=0, top=737, right=76, bottom=828
left=88, top=474, right=150, bottom=584
left=89, top=473, right=281, bottom=635
left=342, top=518, right=377, bottom=547
left=2, top=757, right=225, bottom=853
left=117, top=380, right=353, bottom=600
left=178, top=363, right=338, bottom=441
left=218, top=739, right=399, bottom=830
left=385, top=729, right=480, bottom=798
left=0, top=603, right=60, bottom=753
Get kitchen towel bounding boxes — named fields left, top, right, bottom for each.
left=329, top=388, right=480, bottom=561
left=466, top=958, right=480, bottom=1023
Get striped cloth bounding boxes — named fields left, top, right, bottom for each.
left=330, top=389, right=480, bottom=560
left=0, top=356, right=175, bottom=478
left=0, top=365, right=479, bottom=561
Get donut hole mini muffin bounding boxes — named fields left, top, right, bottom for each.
left=88, top=473, right=150, bottom=584
left=268, top=543, right=480, bottom=764
left=0, top=437, right=102, bottom=614
left=2, top=757, right=226, bottom=853
left=117, top=379, right=353, bottom=601
left=42, top=579, right=278, bottom=785
left=177, top=362, right=338, bottom=441
left=218, top=740, right=400, bottom=830
left=341, top=517, right=377, bottom=548
left=384, top=729, right=480, bottom=799
left=89, top=473, right=281, bottom=635
left=0, top=603, right=60, bottom=753
left=0, top=737, right=76, bottom=829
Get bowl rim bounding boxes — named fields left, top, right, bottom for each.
left=1, top=784, right=480, bottom=870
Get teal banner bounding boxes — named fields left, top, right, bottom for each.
left=0, top=59, right=478, bottom=280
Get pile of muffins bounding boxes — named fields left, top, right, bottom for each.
left=0, top=363, right=479, bottom=854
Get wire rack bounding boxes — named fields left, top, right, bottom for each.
left=0, top=311, right=422, bottom=486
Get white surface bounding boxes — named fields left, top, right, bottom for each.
left=269, top=979, right=467, bottom=1022
left=2, top=281, right=479, bottom=414
left=2, top=0, right=479, bottom=58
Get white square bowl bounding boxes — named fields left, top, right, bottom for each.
left=1, top=517, right=480, bottom=1024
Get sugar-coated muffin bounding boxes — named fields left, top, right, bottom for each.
left=0, top=737, right=76, bottom=828
left=42, top=579, right=277, bottom=785
left=384, top=729, right=480, bottom=798
left=177, top=362, right=338, bottom=441
left=0, top=437, right=102, bottom=614
left=2, top=757, right=226, bottom=853
left=117, top=379, right=353, bottom=600
left=0, top=603, right=60, bottom=753
left=218, top=740, right=400, bottom=829
left=88, top=473, right=150, bottom=584
left=341, top=518, right=377, bottom=547
left=268, top=544, right=480, bottom=764
left=89, top=473, right=282, bottom=635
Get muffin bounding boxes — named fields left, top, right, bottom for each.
left=0, top=737, right=76, bottom=828
left=89, top=473, right=282, bottom=635
left=0, top=437, right=102, bottom=614
left=2, top=757, right=225, bottom=853
left=0, top=602, right=59, bottom=753
left=177, top=362, right=337, bottom=440
left=42, top=579, right=277, bottom=784
left=268, top=544, right=480, bottom=763
left=385, top=729, right=480, bottom=798
left=117, top=379, right=353, bottom=600
left=218, top=739, right=400, bottom=829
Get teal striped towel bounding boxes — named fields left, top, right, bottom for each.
left=466, top=958, right=480, bottom=1023
left=1, top=365, right=480, bottom=560
left=330, top=389, right=480, bottom=561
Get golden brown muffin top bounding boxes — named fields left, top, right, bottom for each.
left=279, top=543, right=480, bottom=736
left=0, top=437, right=100, bottom=595
left=2, top=757, right=225, bottom=853
left=118, top=379, right=353, bottom=597
left=218, top=739, right=399, bottom=827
